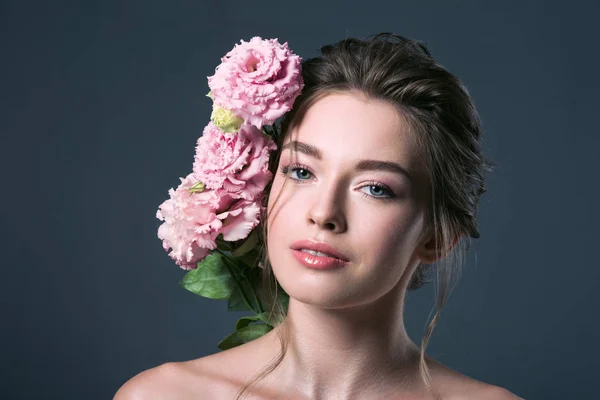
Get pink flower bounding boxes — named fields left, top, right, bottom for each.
left=156, top=173, right=234, bottom=270
left=208, top=37, right=304, bottom=128
left=193, top=122, right=277, bottom=201
left=158, top=36, right=304, bottom=270
left=156, top=173, right=266, bottom=270
left=217, top=199, right=262, bottom=242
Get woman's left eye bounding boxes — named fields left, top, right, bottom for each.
left=359, top=183, right=395, bottom=199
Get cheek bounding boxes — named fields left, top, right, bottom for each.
left=266, top=174, right=287, bottom=232
left=266, top=174, right=301, bottom=249
left=356, top=205, right=424, bottom=264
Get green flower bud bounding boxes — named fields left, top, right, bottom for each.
left=188, top=181, right=205, bottom=193
left=211, top=104, right=244, bottom=133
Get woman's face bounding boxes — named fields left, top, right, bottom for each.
left=267, top=92, right=432, bottom=308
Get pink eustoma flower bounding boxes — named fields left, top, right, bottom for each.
left=156, top=174, right=236, bottom=270
left=193, top=122, right=277, bottom=201
left=207, top=37, right=304, bottom=128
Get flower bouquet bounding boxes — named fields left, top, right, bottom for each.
left=156, top=37, right=304, bottom=350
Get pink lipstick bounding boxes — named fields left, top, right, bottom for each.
left=290, top=240, right=350, bottom=270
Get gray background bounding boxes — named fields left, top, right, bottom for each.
left=1, top=1, right=598, bottom=399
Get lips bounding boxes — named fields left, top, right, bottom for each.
left=290, top=240, right=350, bottom=261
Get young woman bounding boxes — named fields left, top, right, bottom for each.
left=116, top=34, right=523, bottom=399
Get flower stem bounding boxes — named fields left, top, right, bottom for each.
left=218, top=252, right=255, bottom=313
left=240, top=269, right=264, bottom=314
left=217, top=249, right=264, bottom=314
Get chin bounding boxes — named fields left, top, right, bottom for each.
left=273, top=262, right=368, bottom=310
left=270, top=253, right=343, bottom=306
left=286, top=291, right=358, bottom=310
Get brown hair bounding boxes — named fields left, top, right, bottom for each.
left=235, top=32, right=494, bottom=399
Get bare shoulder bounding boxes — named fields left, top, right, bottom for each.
left=114, top=363, right=175, bottom=400
left=113, top=363, right=185, bottom=400
left=113, top=346, right=274, bottom=400
left=446, top=376, right=524, bottom=400
left=427, top=361, right=523, bottom=400
left=445, top=376, right=523, bottom=400
left=113, top=360, right=224, bottom=400
left=441, top=380, right=523, bottom=400
left=467, top=384, right=524, bottom=400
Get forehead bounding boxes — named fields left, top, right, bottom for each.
left=284, top=92, right=418, bottom=167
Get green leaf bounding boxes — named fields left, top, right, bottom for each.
left=226, top=258, right=262, bottom=312
left=235, top=315, right=260, bottom=330
left=217, top=324, right=273, bottom=351
left=235, top=312, right=271, bottom=330
left=238, top=251, right=260, bottom=269
left=215, top=234, right=233, bottom=251
left=231, top=229, right=259, bottom=257
left=179, top=253, right=234, bottom=300
left=227, top=283, right=253, bottom=312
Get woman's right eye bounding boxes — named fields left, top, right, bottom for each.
left=280, top=164, right=313, bottom=181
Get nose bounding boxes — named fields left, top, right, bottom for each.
left=305, top=182, right=347, bottom=233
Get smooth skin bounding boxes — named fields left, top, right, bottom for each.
left=115, top=93, right=522, bottom=399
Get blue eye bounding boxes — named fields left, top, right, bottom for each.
left=280, top=164, right=313, bottom=181
left=279, top=165, right=396, bottom=201
left=292, top=168, right=312, bottom=180
left=359, top=182, right=395, bottom=200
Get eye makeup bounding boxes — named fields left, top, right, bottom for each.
left=279, top=163, right=397, bottom=201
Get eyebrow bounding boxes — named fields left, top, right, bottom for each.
left=281, top=140, right=414, bottom=183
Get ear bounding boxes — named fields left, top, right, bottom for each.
left=415, top=230, right=461, bottom=265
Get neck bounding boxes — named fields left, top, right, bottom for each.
left=271, top=281, right=423, bottom=399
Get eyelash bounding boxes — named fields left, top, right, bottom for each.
left=279, top=163, right=396, bottom=201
